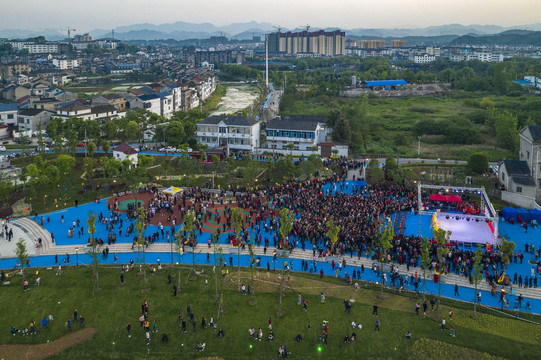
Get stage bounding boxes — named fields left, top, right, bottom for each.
left=404, top=213, right=497, bottom=246
left=436, top=215, right=496, bottom=245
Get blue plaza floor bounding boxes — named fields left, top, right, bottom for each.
left=3, top=183, right=540, bottom=315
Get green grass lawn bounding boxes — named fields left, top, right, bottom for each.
left=1, top=266, right=539, bottom=359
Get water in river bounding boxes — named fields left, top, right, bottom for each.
left=211, top=85, right=260, bottom=115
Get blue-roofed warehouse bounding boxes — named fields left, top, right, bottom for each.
left=364, top=80, right=408, bottom=90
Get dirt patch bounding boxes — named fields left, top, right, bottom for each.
left=0, top=327, right=97, bottom=360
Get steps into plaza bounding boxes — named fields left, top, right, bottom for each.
left=8, top=224, right=539, bottom=300
left=11, top=218, right=52, bottom=254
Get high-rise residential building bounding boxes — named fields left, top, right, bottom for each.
left=268, top=30, right=345, bottom=56
left=357, top=40, right=386, bottom=49
left=390, top=40, right=406, bottom=47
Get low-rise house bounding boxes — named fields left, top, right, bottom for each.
left=17, top=109, right=54, bottom=132
left=91, top=104, right=120, bottom=120
left=498, top=159, right=537, bottom=198
left=0, top=103, right=19, bottom=126
left=92, top=93, right=127, bottom=112
left=30, top=98, right=60, bottom=111
left=196, top=115, right=261, bottom=152
left=158, top=91, right=174, bottom=119
left=130, top=94, right=161, bottom=116
left=265, top=115, right=327, bottom=152
left=31, top=79, right=51, bottom=96
left=112, top=143, right=138, bottom=169
left=56, top=103, right=93, bottom=120
left=263, top=115, right=348, bottom=157
left=181, top=88, right=199, bottom=111
left=1, top=85, right=31, bottom=101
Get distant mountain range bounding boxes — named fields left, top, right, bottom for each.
left=449, top=30, right=541, bottom=46
left=2, top=22, right=541, bottom=45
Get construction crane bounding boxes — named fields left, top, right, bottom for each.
left=39, top=27, right=77, bottom=44
left=272, top=25, right=282, bottom=34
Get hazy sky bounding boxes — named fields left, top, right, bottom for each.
left=2, top=0, right=540, bottom=31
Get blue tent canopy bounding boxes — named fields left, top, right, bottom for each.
left=502, top=207, right=517, bottom=222
left=516, top=208, right=531, bottom=222
left=529, top=208, right=541, bottom=222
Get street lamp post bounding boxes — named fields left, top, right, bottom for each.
left=75, top=247, right=79, bottom=268
left=417, top=136, right=422, bottom=158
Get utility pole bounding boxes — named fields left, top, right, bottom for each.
left=417, top=136, right=422, bottom=158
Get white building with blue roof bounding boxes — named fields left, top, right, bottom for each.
left=0, top=103, right=19, bottom=126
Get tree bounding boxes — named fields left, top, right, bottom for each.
left=420, top=237, right=432, bottom=302
left=103, top=121, right=118, bottom=139
left=232, top=208, right=244, bottom=290
left=15, top=238, right=28, bottom=281
left=125, top=121, right=141, bottom=142
left=472, top=245, right=484, bottom=317
left=210, top=230, right=222, bottom=300
left=433, top=228, right=451, bottom=315
left=25, top=163, right=42, bottom=196
left=83, top=158, right=96, bottom=183
left=377, top=223, right=394, bottom=298
left=37, top=121, right=44, bottom=155
left=44, top=164, right=60, bottom=189
left=248, top=242, right=257, bottom=305
left=494, top=111, right=519, bottom=152
left=277, top=208, right=293, bottom=317
left=174, top=224, right=185, bottom=294
left=56, top=154, right=75, bottom=177
left=479, top=97, right=495, bottom=109
left=160, top=158, right=172, bottom=179
left=165, top=121, right=186, bottom=147
left=135, top=206, right=147, bottom=290
left=367, top=167, right=384, bottom=184
left=333, top=116, right=351, bottom=144
left=104, top=158, right=121, bottom=178
left=101, top=139, right=111, bottom=154
left=183, top=211, right=197, bottom=279
left=87, top=141, right=97, bottom=158
left=86, top=211, right=101, bottom=290
left=468, top=153, right=489, bottom=174
left=385, top=157, right=401, bottom=184
left=325, top=216, right=340, bottom=255
left=499, top=238, right=516, bottom=271
left=285, top=143, right=295, bottom=156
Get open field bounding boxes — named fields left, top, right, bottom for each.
left=1, top=266, right=539, bottom=360
left=280, top=94, right=518, bottom=161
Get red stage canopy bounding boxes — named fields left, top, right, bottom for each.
left=430, top=194, right=462, bottom=203
left=447, top=195, right=462, bottom=203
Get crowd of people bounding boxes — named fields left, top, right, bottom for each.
left=65, top=155, right=539, bottom=298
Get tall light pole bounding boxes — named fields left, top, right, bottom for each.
left=265, top=34, right=269, bottom=90
left=417, top=136, right=422, bottom=158
left=75, top=247, right=79, bottom=268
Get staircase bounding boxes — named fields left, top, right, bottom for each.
left=11, top=218, right=53, bottom=254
